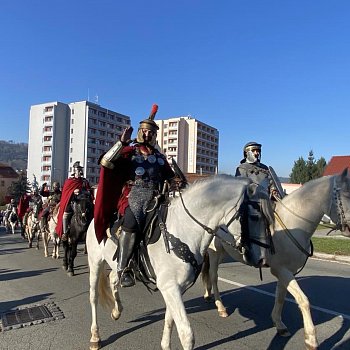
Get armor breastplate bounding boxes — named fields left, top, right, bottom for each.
left=130, top=147, right=166, bottom=186
left=239, top=163, right=271, bottom=190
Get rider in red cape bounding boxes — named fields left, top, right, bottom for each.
left=18, top=194, right=30, bottom=220
left=56, top=162, right=92, bottom=239
left=94, top=165, right=124, bottom=244
left=94, top=104, right=177, bottom=288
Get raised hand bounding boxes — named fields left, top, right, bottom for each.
left=120, top=126, right=133, bottom=144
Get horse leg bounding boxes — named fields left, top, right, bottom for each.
left=28, top=226, right=33, bottom=248
left=274, top=269, right=318, bottom=350
left=62, top=241, right=68, bottom=270
left=159, top=287, right=194, bottom=350
left=161, top=308, right=175, bottom=350
left=42, top=221, right=49, bottom=257
left=209, top=248, right=228, bottom=318
left=108, top=270, right=123, bottom=320
left=271, top=280, right=291, bottom=336
left=89, top=259, right=105, bottom=350
left=36, top=227, right=40, bottom=250
left=67, top=241, right=77, bottom=276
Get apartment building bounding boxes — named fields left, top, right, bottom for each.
left=27, top=101, right=130, bottom=187
left=155, top=117, right=219, bottom=174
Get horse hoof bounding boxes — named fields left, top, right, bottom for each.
left=111, top=309, right=121, bottom=320
left=277, top=328, right=291, bottom=337
left=67, top=271, right=74, bottom=277
left=204, top=296, right=214, bottom=303
left=218, top=310, right=228, bottom=318
left=89, top=341, right=101, bottom=350
left=62, top=265, right=68, bottom=271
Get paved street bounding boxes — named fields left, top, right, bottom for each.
left=1, top=226, right=350, bottom=350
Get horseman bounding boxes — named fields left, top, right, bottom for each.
left=235, top=142, right=284, bottom=200
left=39, top=181, right=62, bottom=229
left=18, top=193, right=31, bottom=238
left=94, top=104, right=177, bottom=288
left=5, top=198, right=16, bottom=212
left=235, top=141, right=283, bottom=267
left=56, top=161, right=93, bottom=241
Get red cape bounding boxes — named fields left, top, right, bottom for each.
left=55, top=177, right=90, bottom=237
left=94, top=163, right=125, bottom=243
left=18, top=194, right=31, bottom=220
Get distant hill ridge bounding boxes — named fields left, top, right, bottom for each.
left=0, top=140, right=28, bottom=171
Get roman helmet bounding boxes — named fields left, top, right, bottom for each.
left=71, top=161, right=84, bottom=177
left=136, top=104, right=159, bottom=146
left=52, top=181, right=60, bottom=191
left=243, top=141, right=262, bottom=164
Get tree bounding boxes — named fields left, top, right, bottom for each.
left=7, top=172, right=31, bottom=202
left=290, top=150, right=326, bottom=184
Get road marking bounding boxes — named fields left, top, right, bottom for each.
left=218, top=277, right=350, bottom=321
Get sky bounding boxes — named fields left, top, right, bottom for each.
left=1, top=0, right=350, bottom=177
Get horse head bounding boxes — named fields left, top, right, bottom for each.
left=73, top=192, right=94, bottom=228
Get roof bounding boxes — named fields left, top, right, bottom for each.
left=0, top=164, right=19, bottom=179
left=185, top=173, right=212, bottom=184
left=323, top=156, right=350, bottom=176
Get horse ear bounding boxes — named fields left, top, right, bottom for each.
left=341, top=167, right=349, bottom=178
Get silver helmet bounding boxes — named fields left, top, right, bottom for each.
left=71, top=161, right=84, bottom=177
left=243, top=142, right=262, bottom=163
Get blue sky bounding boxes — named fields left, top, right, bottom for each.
left=1, top=1, right=349, bottom=177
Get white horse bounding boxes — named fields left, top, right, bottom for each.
left=201, top=169, right=350, bottom=350
left=6, top=207, right=19, bottom=234
left=86, top=175, right=275, bottom=350
left=41, top=204, right=61, bottom=259
left=26, top=202, right=43, bottom=250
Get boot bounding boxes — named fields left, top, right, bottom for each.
left=116, top=230, right=136, bottom=287
left=62, top=212, right=72, bottom=241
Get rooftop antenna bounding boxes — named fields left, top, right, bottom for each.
left=87, top=88, right=90, bottom=102
left=95, top=94, right=99, bottom=104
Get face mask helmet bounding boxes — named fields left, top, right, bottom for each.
left=136, top=104, right=159, bottom=146
left=71, top=161, right=84, bottom=177
left=243, top=142, right=262, bottom=164
left=52, top=182, right=60, bottom=191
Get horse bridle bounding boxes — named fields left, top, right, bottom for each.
left=178, top=188, right=243, bottom=241
left=274, top=176, right=349, bottom=258
left=332, top=179, right=350, bottom=232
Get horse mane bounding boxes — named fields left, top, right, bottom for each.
left=171, top=174, right=252, bottom=212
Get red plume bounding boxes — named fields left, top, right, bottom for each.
left=149, top=104, right=158, bottom=120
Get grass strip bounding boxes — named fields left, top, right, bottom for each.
left=312, top=237, right=350, bottom=256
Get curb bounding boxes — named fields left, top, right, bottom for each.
left=312, top=252, right=350, bottom=264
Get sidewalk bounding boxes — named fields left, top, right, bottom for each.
left=312, top=228, right=350, bottom=264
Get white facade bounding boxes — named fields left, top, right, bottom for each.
left=155, top=117, right=219, bottom=174
left=27, top=101, right=130, bottom=187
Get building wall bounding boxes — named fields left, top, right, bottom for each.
left=28, top=102, right=70, bottom=186
left=155, top=116, right=218, bottom=175
left=0, top=177, right=18, bottom=205
left=27, top=101, right=130, bottom=187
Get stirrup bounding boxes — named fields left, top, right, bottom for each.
left=119, top=268, right=135, bottom=288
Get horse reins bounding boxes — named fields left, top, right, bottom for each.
left=178, top=187, right=243, bottom=242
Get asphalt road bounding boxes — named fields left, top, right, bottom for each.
left=0, top=226, right=349, bottom=350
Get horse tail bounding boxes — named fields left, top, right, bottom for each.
left=201, top=252, right=210, bottom=286
left=98, top=262, right=115, bottom=310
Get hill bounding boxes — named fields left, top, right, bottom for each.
left=0, top=140, right=28, bottom=171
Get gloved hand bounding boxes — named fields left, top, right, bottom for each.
left=120, top=126, right=133, bottom=144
